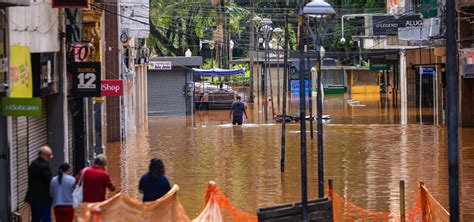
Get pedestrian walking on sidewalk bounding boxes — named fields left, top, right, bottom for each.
left=50, top=163, right=75, bottom=222
left=25, top=145, right=53, bottom=222
left=139, top=158, right=171, bottom=202
left=76, top=155, right=115, bottom=203
left=230, top=96, right=248, bottom=125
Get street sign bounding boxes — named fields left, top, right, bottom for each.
left=52, top=0, right=88, bottom=8
left=420, top=66, right=436, bottom=75
left=464, top=64, right=474, bottom=78
left=1, top=97, right=42, bottom=116
left=71, top=62, right=101, bottom=97
left=370, top=64, right=390, bottom=71
left=101, top=80, right=124, bottom=96
left=148, top=61, right=172, bottom=70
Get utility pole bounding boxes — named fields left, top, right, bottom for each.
left=249, top=0, right=255, bottom=103
left=297, top=0, right=308, bottom=220
left=281, top=0, right=290, bottom=172
left=446, top=0, right=459, bottom=220
left=221, top=0, right=229, bottom=69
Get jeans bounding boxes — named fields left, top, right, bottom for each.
left=31, top=202, right=51, bottom=222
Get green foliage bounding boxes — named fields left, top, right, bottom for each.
left=149, top=0, right=248, bottom=56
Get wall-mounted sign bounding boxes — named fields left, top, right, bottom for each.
left=148, top=61, right=172, bottom=70
left=464, top=64, right=474, bottom=78
left=32, top=53, right=58, bottom=97
left=1, top=97, right=42, bottom=116
left=9, top=45, right=33, bottom=98
left=368, top=53, right=398, bottom=64
left=71, top=62, right=101, bottom=97
left=52, top=0, right=88, bottom=8
left=372, top=15, right=423, bottom=36
left=101, top=80, right=123, bottom=97
left=420, top=66, right=436, bottom=75
left=370, top=64, right=390, bottom=71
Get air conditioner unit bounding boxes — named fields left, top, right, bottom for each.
left=426, top=18, right=441, bottom=37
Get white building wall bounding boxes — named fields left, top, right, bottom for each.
left=8, top=0, right=59, bottom=52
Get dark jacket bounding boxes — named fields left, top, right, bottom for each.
left=25, top=157, right=52, bottom=204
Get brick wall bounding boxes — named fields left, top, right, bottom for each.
left=104, top=0, right=121, bottom=142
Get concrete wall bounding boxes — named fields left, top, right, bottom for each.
left=8, top=1, right=59, bottom=52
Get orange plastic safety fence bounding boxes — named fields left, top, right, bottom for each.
left=328, top=187, right=424, bottom=222
left=420, top=183, right=449, bottom=222
left=204, top=183, right=258, bottom=222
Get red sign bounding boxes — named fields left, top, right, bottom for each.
left=101, top=80, right=123, bottom=97
left=52, top=0, right=88, bottom=8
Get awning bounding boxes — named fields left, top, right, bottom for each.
left=193, top=68, right=245, bottom=76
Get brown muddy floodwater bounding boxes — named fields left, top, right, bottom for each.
left=107, top=94, right=474, bottom=220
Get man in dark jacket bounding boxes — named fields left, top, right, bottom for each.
left=25, top=145, right=53, bottom=222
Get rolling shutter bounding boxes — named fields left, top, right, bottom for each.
left=68, top=104, right=75, bottom=166
left=10, top=98, right=48, bottom=213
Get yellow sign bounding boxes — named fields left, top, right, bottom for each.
left=9, top=45, right=33, bottom=98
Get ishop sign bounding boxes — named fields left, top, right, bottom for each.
left=1, top=97, right=42, bottom=116
left=101, top=80, right=124, bottom=97
left=71, top=62, right=101, bottom=97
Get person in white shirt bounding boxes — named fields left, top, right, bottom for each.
left=50, top=163, right=75, bottom=222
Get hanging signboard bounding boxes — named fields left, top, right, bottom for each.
left=101, top=80, right=123, bottom=97
left=148, top=61, right=172, bottom=70
left=1, top=97, right=42, bottom=116
left=419, top=66, right=436, bottom=75
left=464, top=64, right=474, bottom=78
left=52, top=0, right=88, bottom=8
left=71, top=62, right=101, bottom=97
left=372, top=14, right=423, bottom=36
left=32, top=53, right=58, bottom=97
left=9, top=45, right=33, bottom=98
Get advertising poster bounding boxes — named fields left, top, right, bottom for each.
left=9, top=45, right=33, bottom=98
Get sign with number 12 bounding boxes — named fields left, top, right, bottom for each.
left=71, top=62, right=101, bottom=97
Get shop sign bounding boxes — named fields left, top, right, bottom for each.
left=148, top=61, right=172, bottom=70
left=1, top=97, right=42, bottom=116
left=71, top=62, right=101, bottom=97
left=290, top=80, right=310, bottom=92
left=372, top=15, right=423, bottom=35
left=419, top=66, right=436, bottom=75
left=52, top=0, right=88, bottom=8
left=368, top=53, right=398, bottom=64
left=101, top=80, right=123, bottom=97
left=9, top=45, right=33, bottom=98
left=370, top=64, right=390, bottom=71
left=464, top=64, right=474, bottom=78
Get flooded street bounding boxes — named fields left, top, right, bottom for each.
left=107, top=94, right=474, bottom=220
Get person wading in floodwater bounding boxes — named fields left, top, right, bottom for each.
left=229, top=95, right=248, bottom=125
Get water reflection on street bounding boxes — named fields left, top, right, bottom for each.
left=107, top=94, right=474, bottom=220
